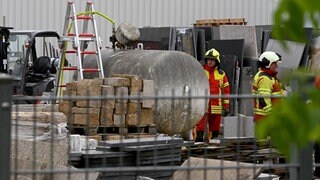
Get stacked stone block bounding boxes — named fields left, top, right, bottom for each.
left=58, top=74, right=155, bottom=138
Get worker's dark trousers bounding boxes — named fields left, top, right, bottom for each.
left=315, top=143, right=320, bottom=177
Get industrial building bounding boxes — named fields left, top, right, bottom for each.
left=2, top=0, right=320, bottom=180
left=1, top=0, right=278, bottom=46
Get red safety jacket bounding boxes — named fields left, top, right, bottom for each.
left=204, top=65, right=230, bottom=114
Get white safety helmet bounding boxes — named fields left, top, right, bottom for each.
left=258, top=51, right=282, bottom=68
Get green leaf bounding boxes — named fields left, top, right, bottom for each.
left=272, top=0, right=320, bottom=46
left=256, top=71, right=320, bottom=158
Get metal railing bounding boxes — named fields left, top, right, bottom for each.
left=1, top=76, right=316, bottom=180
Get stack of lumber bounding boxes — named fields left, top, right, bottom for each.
left=69, top=137, right=184, bottom=180
left=58, top=74, right=156, bottom=140
left=172, top=157, right=262, bottom=180
left=183, top=137, right=281, bottom=163
left=181, top=137, right=288, bottom=178
left=194, top=18, right=247, bottom=27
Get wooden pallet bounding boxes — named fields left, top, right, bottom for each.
left=126, top=133, right=157, bottom=139
left=98, top=133, right=157, bottom=140
left=98, top=133, right=126, bottom=140
left=97, top=124, right=157, bottom=134
left=194, top=18, right=247, bottom=27
left=69, top=124, right=157, bottom=138
left=68, top=125, right=98, bottom=135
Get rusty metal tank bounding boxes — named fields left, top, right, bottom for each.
left=84, top=49, right=209, bottom=135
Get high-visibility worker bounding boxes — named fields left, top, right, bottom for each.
left=194, top=48, right=230, bottom=142
left=252, top=51, right=284, bottom=122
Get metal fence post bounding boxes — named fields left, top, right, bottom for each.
left=298, top=143, right=313, bottom=180
left=288, top=74, right=314, bottom=180
left=290, top=145, right=298, bottom=180
left=289, top=143, right=313, bottom=180
left=0, top=74, right=12, bottom=179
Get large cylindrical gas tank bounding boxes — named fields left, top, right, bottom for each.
left=84, top=49, right=209, bottom=135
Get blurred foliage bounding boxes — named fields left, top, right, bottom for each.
left=256, top=71, right=320, bottom=158
left=256, top=0, right=320, bottom=159
left=273, top=0, right=320, bottom=44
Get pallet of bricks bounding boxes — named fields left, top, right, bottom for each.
left=58, top=74, right=156, bottom=141
left=194, top=18, right=247, bottom=27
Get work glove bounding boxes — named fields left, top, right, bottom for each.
left=222, top=109, right=229, bottom=117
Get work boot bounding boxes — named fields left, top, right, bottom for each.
left=195, top=131, right=204, bottom=142
left=211, top=131, right=219, bottom=138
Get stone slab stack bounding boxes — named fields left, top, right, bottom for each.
left=58, top=74, right=156, bottom=139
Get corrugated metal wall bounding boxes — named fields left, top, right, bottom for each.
left=0, top=0, right=278, bottom=47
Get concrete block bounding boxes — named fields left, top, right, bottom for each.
left=74, top=112, right=100, bottom=126
left=115, top=87, right=129, bottom=103
left=112, top=74, right=142, bottom=92
left=129, top=91, right=142, bottom=103
left=114, top=102, right=128, bottom=115
left=77, top=79, right=103, bottom=96
left=66, top=113, right=74, bottom=125
left=101, top=85, right=115, bottom=109
left=130, top=77, right=142, bottom=92
left=76, top=100, right=101, bottom=108
left=11, top=140, right=68, bottom=167
left=127, top=102, right=141, bottom=114
left=69, top=134, right=81, bottom=152
left=126, top=113, right=139, bottom=125
left=58, top=101, right=75, bottom=113
left=101, top=100, right=115, bottom=110
left=140, top=108, right=154, bottom=125
left=72, top=107, right=100, bottom=114
left=76, top=79, right=103, bottom=108
left=80, top=137, right=98, bottom=150
left=142, top=80, right=154, bottom=108
left=76, top=79, right=91, bottom=96
left=103, top=77, right=130, bottom=87
left=223, top=115, right=254, bottom=138
left=62, top=89, right=76, bottom=96
left=100, top=108, right=113, bottom=126
left=113, top=114, right=126, bottom=127
left=101, top=85, right=115, bottom=96
left=12, top=112, right=67, bottom=124
left=66, top=81, right=77, bottom=91
left=46, top=166, right=99, bottom=180
left=10, top=159, right=46, bottom=180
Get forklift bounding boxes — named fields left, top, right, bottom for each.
left=0, top=27, right=62, bottom=103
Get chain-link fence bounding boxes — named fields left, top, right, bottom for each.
left=0, top=75, right=317, bottom=180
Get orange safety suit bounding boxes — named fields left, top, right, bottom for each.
left=195, top=64, right=230, bottom=137
left=315, top=76, right=320, bottom=88
left=252, top=68, right=284, bottom=122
